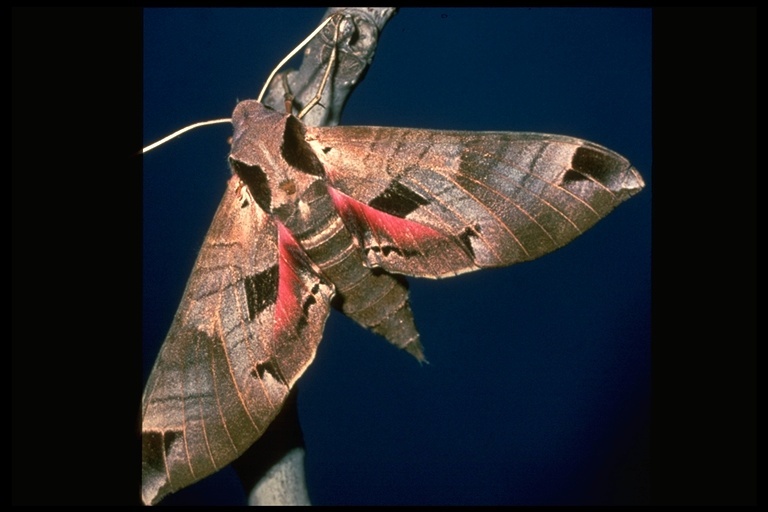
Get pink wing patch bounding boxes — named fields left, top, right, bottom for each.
left=271, top=222, right=333, bottom=382
left=274, top=222, right=304, bottom=336
left=327, top=186, right=476, bottom=278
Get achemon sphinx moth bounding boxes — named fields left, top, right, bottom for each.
left=143, top=9, right=650, bottom=505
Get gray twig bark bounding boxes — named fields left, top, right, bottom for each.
left=262, top=7, right=396, bottom=127
left=230, top=7, right=397, bottom=506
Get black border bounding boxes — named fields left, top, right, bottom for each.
left=12, top=7, right=143, bottom=505
left=11, top=7, right=756, bottom=506
left=650, top=7, right=756, bottom=506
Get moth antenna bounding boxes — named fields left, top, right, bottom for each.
left=297, top=16, right=342, bottom=120
left=256, top=13, right=343, bottom=104
left=142, top=118, right=231, bottom=154
left=143, top=14, right=344, bottom=155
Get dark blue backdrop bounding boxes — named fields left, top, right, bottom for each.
left=143, top=8, right=651, bottom=505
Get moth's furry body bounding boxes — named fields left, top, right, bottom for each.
left=141, top=99, right=643, bottom=505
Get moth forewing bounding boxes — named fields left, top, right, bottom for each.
left=309, top=125, right=643, bottom=278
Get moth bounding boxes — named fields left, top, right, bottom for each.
left=143, top=9, right=648, bottom=506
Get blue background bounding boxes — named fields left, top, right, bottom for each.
left=143, top=8, right=651, bottom=505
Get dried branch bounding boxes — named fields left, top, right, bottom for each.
left=230, top=7, right=397, bottom=506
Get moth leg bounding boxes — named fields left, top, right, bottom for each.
left=281, top=74, right=294, bottom=115
left=297, top=15, right=342, bottom=119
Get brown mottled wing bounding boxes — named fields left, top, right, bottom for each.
left=141, top=175, right=334, bottom=506
left=307, top=126, right=644, bottom=278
